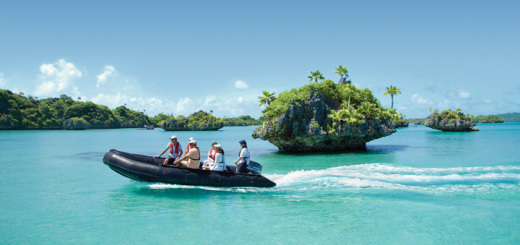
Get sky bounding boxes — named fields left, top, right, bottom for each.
left=1, top=0, right=519, bottom=119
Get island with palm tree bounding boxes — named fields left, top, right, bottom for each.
left=425, top=109, right=479, bottom=131
left=252, top=66, right=403, bottom=152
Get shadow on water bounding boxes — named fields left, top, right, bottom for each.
left=270, top=144, right=409, bottom=156
left=366, top=145, right=409, bottom=154
left=70, top=152, right=106, bottom=161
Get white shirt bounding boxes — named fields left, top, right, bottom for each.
left=239, top=147, right=250, bottom=165
left=209, top=152, right=226, bottom=171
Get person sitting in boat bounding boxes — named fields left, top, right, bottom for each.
left=202, top=141, right=218, bottom=168
left=203, top=144, right=226, bottom=171
left=157, top=135, right=183, bottom=166
left=174, top=139, right=200, bottom=169
left=234, top=140, right=250, bottom=173
left=184, top=137, right=194, bottom=156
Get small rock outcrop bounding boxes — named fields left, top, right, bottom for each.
left=425, top=109, right=478, bottom=131
left=253, top=92, right=396, bottom=152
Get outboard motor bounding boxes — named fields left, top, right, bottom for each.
left=247, top=160, right=263, bottom=175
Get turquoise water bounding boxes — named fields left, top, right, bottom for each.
left=1, top=124, right=519, bottom=244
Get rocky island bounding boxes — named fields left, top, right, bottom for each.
left=253, top=78, right=399, bottom=152
left=161, top=110, right=223, bottom=131
left=425, top=109, right=479, bottom=131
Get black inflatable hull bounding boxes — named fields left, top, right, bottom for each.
left=103, top=149, right=276, bottom=188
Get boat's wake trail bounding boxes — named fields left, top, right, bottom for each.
left=148, top=164, right=520, bottom=198
left=266, top=164, right=520, bottom=197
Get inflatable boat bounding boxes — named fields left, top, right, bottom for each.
left=103, top=149, right=276, bottom=188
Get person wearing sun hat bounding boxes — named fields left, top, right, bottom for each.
left=204, top=144, right=226, bottom=171
left=157, top=135, right=183, bottom=166
left=184, top=137, right=194, bottom=156
left=234, top=140, right=250, bottom=173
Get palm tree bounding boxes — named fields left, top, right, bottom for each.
left=384, top=85, right=401, bottom=109
left=258, top=91, right=276, bottom=107
left=358, top=101, right=378, bottom=119
left=343, top=84, right=354, bottom=109
left=344, top=108, right=364, bottom=126
left=328, top=110, right=342, bottom=131
left=307, top=70, right=325, bottom=83
left=335, top=65, right=350, bottom=84
left=335, top=65, right=349, bottom=78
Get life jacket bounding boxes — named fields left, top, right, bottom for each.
left=169, top=141, right=180, bottom=154
left=208, top=148, right=216, bottom=160
left=185, top=144, right=192, bottom=156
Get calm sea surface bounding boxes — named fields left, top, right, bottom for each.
left=1, top=124, right=519, bottom=244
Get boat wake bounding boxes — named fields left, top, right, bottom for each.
left=148, top=164, right=520, bottom=198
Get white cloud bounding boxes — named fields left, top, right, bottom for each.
left=96, top=65, right=116, bottom=88
left=204, top=95, right=217, bottom=106
left=410, top=93, right=432, bottom=105
left=34, top=59, right=82, bottom=97
left=438, top=99, right=450, bottom=108
left=0, top=72, right=7, bottom=87
left=90, top=90, right=262, bottom=118
left=176, top=97, right=194, bottom=115
left=459, top=90, right=470, bottom=99
left=235, top=80, right=248, bottom=90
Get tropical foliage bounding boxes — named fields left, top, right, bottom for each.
left=307, top=70, right=325, bottom=83
left=259, top=77, right=403, bottom=135
left=384, top=85, right=401, bottom=109
left=258, top=91, right=276, bottom=107
left=495, top=113, right=520, bottom=122
left=0, top=89, right=151, bottom=130
left=222, top=115, right=262, bottom=126
left=161, top=111, right=224, bottom=131
left=425, top=109, right=478, bottom=131
left=473, top=115, right=504, bottom=123
left=334, top=65, right=349, bottom=79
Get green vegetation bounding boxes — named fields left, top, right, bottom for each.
left=431, top=109, right=474, bottom=121
left=254, top=66, right=399, bottom=152
left=384, top=85, right=401, bottom=109
left=408, top=118, right=425, bottom=125
left=113, top=105, right=153, bottom=128
left=150, top=113, right=175, bottom=126
left=496, top=112, right=520, bottom=122
left=223, top=115, right=262, bottom=126
left=258, top=91, right=276, bottom=107
left=161, top=111, right=223, bottom=131
left=425, top=109, right=478, bottom=131
left=473, top=115, right=504, bottom=123
left=0, top=89, right=151, bottom=130
left=307, top=70, right=325, bottom=83
left=261, top=79, right=401, bottom=130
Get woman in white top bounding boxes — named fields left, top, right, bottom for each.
left=202, top=141, right=218, bottom=168
left=204, top=144, right=226, bottom=171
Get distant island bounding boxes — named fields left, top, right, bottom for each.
left=222, top=115, right=262, bottom=126
left=0, top=89, right=260, bottom=130
left=160, top=111, right=223, bottom=131
left=253, top=67, right=402, bottom=152
left=409, top=112, right=519, bottom=125
left=473, top=115, right=504, bottom=123
left=425, top=109, right=478, bottom=131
